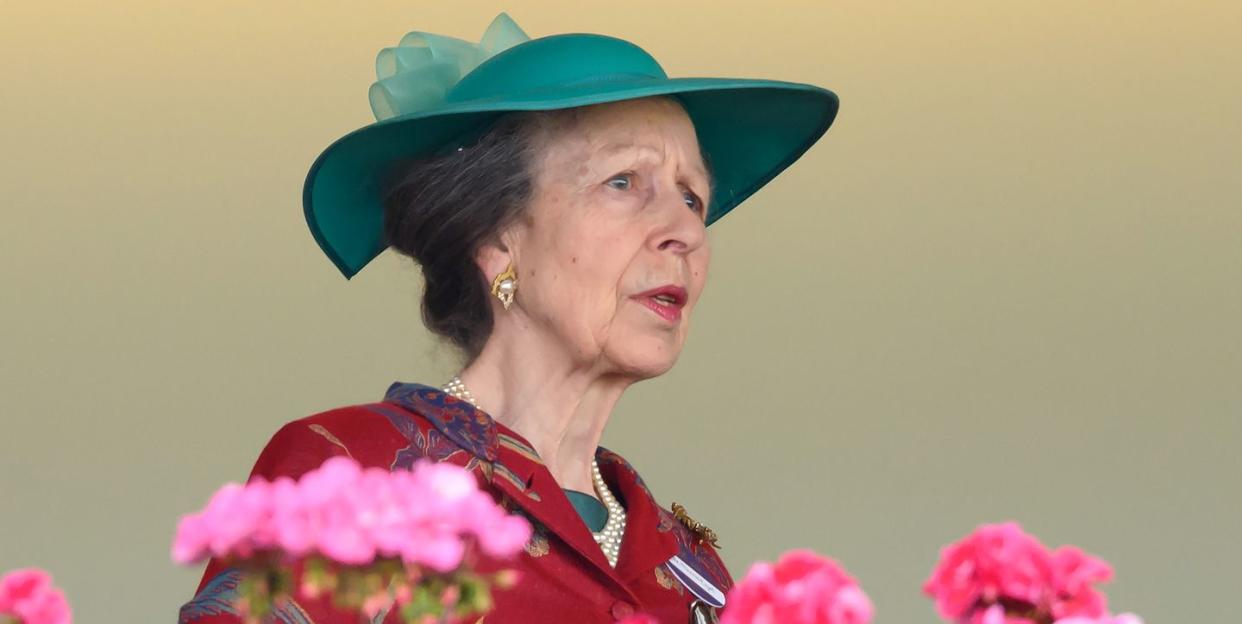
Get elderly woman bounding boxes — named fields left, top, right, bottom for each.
left=181, top=13, right=837, bottom=624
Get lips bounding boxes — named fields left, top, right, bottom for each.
left=632, top=285, right=688, bottom=323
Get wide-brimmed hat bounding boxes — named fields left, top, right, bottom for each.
left=304, top=13, right=839, bottom=278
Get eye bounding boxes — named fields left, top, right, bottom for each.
left=682, top=187, right=706, bottom=216
left=606, top=172, right=634, bottom=191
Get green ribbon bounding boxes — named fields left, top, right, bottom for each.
left=368, top=12, right=531, bottom=121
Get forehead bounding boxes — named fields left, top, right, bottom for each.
left=543, top=98, right=709, bottom=180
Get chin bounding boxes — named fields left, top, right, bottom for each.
left=606, top=335, right=684, bottom=379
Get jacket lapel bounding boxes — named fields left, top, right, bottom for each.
left=381, top=382, right=644, bottom=596
left=595, top=449, right=681, bottom=582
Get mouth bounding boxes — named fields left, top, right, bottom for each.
left=632, top=285, right=688, bottom=324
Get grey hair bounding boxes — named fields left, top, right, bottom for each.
left=381, top=109, right=572, bottom=361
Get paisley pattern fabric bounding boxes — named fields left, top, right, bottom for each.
left=179, top=381, right=732, bottom=624
left=382, top=383, right=499, bottom=462
left=179, top=568, right=314, bottom=624
left=179, top=568, right=242, bottom=621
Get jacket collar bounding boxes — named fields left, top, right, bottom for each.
left=381, top=381, right=658, bottom=481
left=383, top=381, right=501, bottom=461
left=380, top=381, right=684, bottom=585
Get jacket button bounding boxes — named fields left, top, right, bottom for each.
left=610, top=601, right=635, bottom=619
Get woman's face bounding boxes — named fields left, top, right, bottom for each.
left=497, top=97, right=712, bottom=379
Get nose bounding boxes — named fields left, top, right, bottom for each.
left=650, top=181, right=708, bottom=255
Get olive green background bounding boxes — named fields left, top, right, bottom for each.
left=2, top=1, right=1239, bottom=622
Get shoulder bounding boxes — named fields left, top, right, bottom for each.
left=249, top=399, right=439, bottom=480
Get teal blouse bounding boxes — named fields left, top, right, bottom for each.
left=564, top=489, right=608, bottom=532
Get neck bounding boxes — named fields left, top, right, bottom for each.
left=457, top=323, right=633, bottom=493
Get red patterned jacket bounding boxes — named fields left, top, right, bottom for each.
left=178, top=382, right=732, bottom=624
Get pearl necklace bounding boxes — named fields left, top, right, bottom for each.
left=442, top=376, right=627, bottom=567
left=590, top=457, right=627, bottom=567
left=442, top=376, right=477, bottom=408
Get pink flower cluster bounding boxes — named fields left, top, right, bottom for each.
left=0, top=569, right=71, bottom=624
left=972, top=607, right=1144, bottom=624
left=720, top=549, right=873, bottom=624
left=172, top=456, right=532, bottom=571
left=922, top=522, right=1137, bottom=624
left=1053, top=616, right=1143, bottom=624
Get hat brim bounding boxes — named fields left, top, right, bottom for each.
left=303, top=76, right=839, bottom=278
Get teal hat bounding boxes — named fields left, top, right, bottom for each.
left=304, top=13, right=839, bottom=278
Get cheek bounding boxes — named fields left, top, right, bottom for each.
left=560, top=219, right=634, bottom=285
left=539, top=231, right=633, bottom=325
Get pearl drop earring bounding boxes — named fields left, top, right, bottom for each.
left=491, top=263, right=517, bottom=310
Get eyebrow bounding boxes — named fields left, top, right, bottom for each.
left=599, top=142, right=711, bottom=186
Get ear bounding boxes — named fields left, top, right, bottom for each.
left=474, top=224, right=522, bottom=285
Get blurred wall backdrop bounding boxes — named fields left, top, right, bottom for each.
left=2, top=1, right=1239, bottom=622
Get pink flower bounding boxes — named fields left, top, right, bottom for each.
left=420, top=461, right=478, bottom=501
left=1048, top=546, right=1112, bottom=619
left=269, top=477, right=315, bottom=556
left=1055, top=614, right=1143, bottom=624
left=361, top=590, right=393, bottom=620
left=171, top=514, right=211, bottom=565
left=480, top=513, right=537, bottom=557
left=172, top=481, right=277, bottom=563
left=924, top=523, right=1127, bottom=624
left=0, top=568, right=72, bottom=624
left=720, top=549, right=873, bottom=624
left=922, top=522, right=1055, bottom=620
left=171, top=456, right=531, bottom=571
left=971, top=604, right=1037, bottom=624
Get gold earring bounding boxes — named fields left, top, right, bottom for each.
left=490, top=263, right=517, bottom=310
